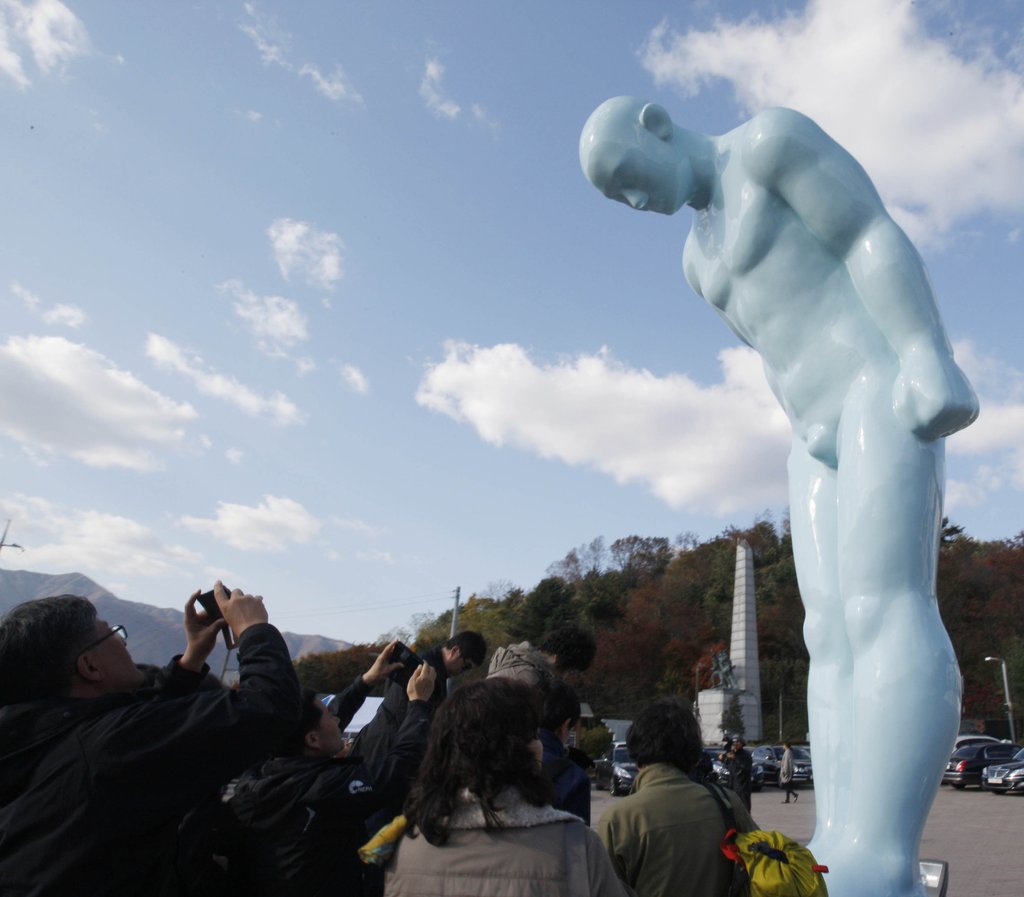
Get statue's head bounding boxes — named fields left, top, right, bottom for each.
left=580, top=96, right=691, bottom=215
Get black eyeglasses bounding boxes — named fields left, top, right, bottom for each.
left=78, top=625, right=127, bottom=656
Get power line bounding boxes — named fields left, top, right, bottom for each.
left=271, top=590, right=457, bottom=621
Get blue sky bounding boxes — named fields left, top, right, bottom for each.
left=1, top=0, right=1022, bottom=645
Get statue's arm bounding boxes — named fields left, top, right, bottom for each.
left=745, top=108, right=978, bottom=439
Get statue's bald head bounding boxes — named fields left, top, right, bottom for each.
left=579, top=97, right=691, bottom=215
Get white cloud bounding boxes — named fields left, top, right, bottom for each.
left=12, top=282, right=87, bottom=328
left=640, top=0, right=1024, bottom=243
left=340, top=363, right=369, bottom=395
left=239, top=4, right=361, bottom=103
left=356, top=549, right=396, bottom=565
left=416, top=341, right=791, bottom=515
left=0, top=335, right=195, bottom=471
left=225, top=447, right=244, bottom=464
left=945, top=341, right=1024, bottom=504
left=334, top=516, right=384, bottom=538
left=145, top=333, right=303, bottom=426
left=10, top=280, right=39, bottom=309
left=0, top=0, right=89, bottom=88
left=471, top=102, right=500, bottom=136
left=218, top=279, right=309, bottom=355
left=42, top=302, right=86, bottom=328
left=181, top=495, right=322, bottom=552
left=0, top=494, right=201, bottom=575
left=295, top=357, right=316, bottom=376
left=420, top=57, right=460, bottom=119
left=238, top=2, right=289, bottom=67
left=299, top=62, right=360, bottom=103
left=267, top=218, right=344, bottom=290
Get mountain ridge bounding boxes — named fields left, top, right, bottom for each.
left=0, top=569, right=350, bottom=666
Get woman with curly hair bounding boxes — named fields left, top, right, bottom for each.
left=384, top=677, right=632, bottom=897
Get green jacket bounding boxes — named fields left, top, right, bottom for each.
left=597, top=762, right=756, bottom=897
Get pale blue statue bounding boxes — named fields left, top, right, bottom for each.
left=580, top=97, right=979, bottom=897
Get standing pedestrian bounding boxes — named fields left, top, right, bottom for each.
left=780, top=742, right=799, bottom=804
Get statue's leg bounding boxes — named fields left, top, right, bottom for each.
left=823, top=381, right=960, bottom=897
left=788, top=442, right=850, bottom=856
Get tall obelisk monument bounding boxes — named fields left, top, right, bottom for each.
left=730, top=539, right=762, bottom=739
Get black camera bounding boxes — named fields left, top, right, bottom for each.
left=197, top=586, right=233, bottom=647
left=388, top=641, right=424, bottom=686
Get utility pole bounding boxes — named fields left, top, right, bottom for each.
left=448, top=586, right=461, bottom=697
left=449, top=586, right=461, bottom=638
left=985, top=656, right=1016, bottom=744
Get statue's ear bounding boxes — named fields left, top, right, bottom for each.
left=640, top=103, right=673, bottom=141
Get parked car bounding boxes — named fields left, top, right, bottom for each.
left=750, top=744, right=814, bottom=787
left=981, top=747, right=1024, bottom=794
left=594, top=742, right=638, bottom=795
left=943, top=742, right=1020, bottom=789
left=953, top=734, right=1002, bottom=749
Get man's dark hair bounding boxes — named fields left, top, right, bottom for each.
left=274, top=689, right=325, bottom=757
left=626, top=696, right=702, bottom=773
left=539, top=624, right=596, bottom=672
left=541, top=679, right=581, bottom=731
left=0, top=595, right=97, bottom=706
left=445, top=630, right=486, bottom=667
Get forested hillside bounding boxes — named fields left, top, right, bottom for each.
left=295, top=517, right=1023, bottom=739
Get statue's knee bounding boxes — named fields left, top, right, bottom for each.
left=843, top=593, right=884, bottom=651
left=802, top=609, right=849, bottom=661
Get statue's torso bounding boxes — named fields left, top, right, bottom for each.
left=682, top=131, right=892, bottom=464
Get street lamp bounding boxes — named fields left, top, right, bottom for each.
left=984, top=656, right=1016, bottom=744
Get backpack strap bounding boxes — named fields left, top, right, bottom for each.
left=703, top=782, right=748, bottom=897
left=703, top=782, right=738, bottom=835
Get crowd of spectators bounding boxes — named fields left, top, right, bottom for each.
left=0, top=588, right=753, bottom=896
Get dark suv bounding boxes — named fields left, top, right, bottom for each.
left=594, top=743, right=638, bottom=796
left=943, top=742, right=1020, bottom=789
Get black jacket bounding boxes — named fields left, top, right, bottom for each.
left=0, top=623, right=301, bottom=897
left=350, top=645, right=447, bottom=778
left=226, top=699, right=431, bottom=897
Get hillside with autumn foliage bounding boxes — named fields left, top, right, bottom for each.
left=295, top=517, right=1023, bottom=741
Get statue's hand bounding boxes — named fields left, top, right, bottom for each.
left=894, top=347, right=979, bottom=440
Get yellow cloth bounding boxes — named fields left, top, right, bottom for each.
left=358, top=814, right=409, bottom=866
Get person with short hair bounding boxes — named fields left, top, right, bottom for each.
left=539, top=679, right=591, bottom=823
left=351, top=631, right=486, bottom=777
left=226, top=659, right=435, bottom=897
left=385, top=678, right=631, bottom=897
left=0, top=583, right=301, bottom=897
left=598, top=697, right=755, bottom=897
left=722, top=737, right=753, bottom=810
left=487, top=624, right=597, bottom=690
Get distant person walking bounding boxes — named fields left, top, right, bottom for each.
left=780, top=742, right=799, bottom=804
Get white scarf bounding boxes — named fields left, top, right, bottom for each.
left=447, top=787, right=579, bottom=831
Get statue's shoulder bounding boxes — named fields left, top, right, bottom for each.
left=740, top=108, right=834, bottom=179
left=745, top=107, right=823, bottom=140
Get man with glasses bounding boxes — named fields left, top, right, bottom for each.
left=0, top=582, right=301, bottom=897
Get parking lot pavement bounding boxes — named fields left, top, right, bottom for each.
left=592, top=784, right=1023, bottom=897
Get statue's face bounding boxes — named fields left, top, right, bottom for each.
left=580, top=97, right=690, bottom=215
